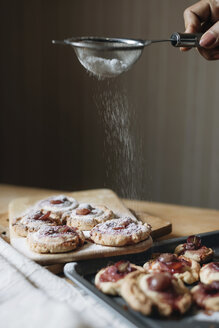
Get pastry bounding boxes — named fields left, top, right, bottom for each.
left=174, top=235, right=214, bottom=263
left=12, top=209, right=61, bottom=237
left=200, top=262, right=219, bottom=284
left=143, top=253, right=200, bottom=284
left=121, top=271, right=192, bottom=316
left=64, top=203, right=114, bottom=230
left=90, top=217, right=151, bottom=247
left=192, top=281, right=219, bottom=311
left=95, top=260, right=145, bottom=295
left=36, top=195, right=78, bottom=218
left=120, top=271, right=153, bottom=315
left=27, top=225, right=85, bottom=253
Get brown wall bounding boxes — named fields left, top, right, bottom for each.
left=1, top=0, right=219, bottom=208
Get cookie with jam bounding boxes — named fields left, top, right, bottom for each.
left=63, top=203, right=114, bottom=231
left=27, top=225, right=85, bottom=253
left=200, top=262, right=219, bottom=284
left=90, top=217, right=151, bottom=247
left=36, top=195, right=78, bottom=218
left=12, top=208, right=61, bottom=237
left=192, top=281, right=219, bottom=312
left=121, top=271, right=192, bottom=316
left=143, top=253, right=200, bottom=284
left=95, top=260, right=144, bottom=295
left=174, top=235, right=214, bottom=263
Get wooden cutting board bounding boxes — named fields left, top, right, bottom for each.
left=9, top=189, right=156, bottom=265
left=8, top=189, right=172, bottom=265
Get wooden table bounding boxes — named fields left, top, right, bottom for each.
left=0, top=184, right=218, bottom=243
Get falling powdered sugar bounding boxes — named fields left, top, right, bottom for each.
left=94, top=81, right=146, bottom=199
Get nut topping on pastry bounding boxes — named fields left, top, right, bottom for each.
left=36, top=195, right=78, bottom=216
left=50, top=199, right=65, bottom=205
left=143, top=253, right=200, bottom=284
left=186, top=235, right=202, bottom=249
left=76, top=203, right=93, bottom=215
left=32, top=211, right=52, bottom=221
left=12, top=209, right=61, bottom=237
left=116, top=260, right=130, bottom=273
left=65, top=204, right=114, bottom=231
left=147, top=272, right=172, bottom=292
left=174, top=235, right=214, bottom=263
left=158, top=253, right=177, bottom=263
left=76, top=208, right=91, bottom=215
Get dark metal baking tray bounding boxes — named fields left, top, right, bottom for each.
left=64, top=230, right=219, bottom=328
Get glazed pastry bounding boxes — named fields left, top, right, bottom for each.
left=95, top=260, right=145, bottom=295
left=36, top=195, right=78, bottom=218
left=12, top=209, right=61, bottom=237
left=64, top=203, right=114, bottom=231
left=174, top=235, right=214, bottom=263
left=200, top=262, right=219, bottom=284
left=143, top=253, right=200, bottom=284
left=27, top=225, right=85, bottom=254
left=192, top=281, right=219, bottom=312
left=121, top=271, right=192, bottom=316
left=90, top=217, right=151, bottom=247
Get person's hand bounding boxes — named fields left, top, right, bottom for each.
left=182, top=0, right=219, bottom=60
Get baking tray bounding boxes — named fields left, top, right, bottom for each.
left=64, top=231, right=219, bottom=328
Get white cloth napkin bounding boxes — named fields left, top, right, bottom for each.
left=0, top=237, right=131, bottom=328
left=0, top=254, right=85, bottom=328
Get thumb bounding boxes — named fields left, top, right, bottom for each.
left=200, top=21, right=219, bottom=48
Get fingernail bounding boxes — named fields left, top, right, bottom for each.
left=200, top=31, right=216, bottom=47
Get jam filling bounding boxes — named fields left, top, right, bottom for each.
left=157, top=253, right=191, bottom=274
left=76, top=208, right=91, bottom=215
left=33, top=211, right=53, bottom=222
left=50, top=200, right=65, bottom=205
left=194, top=282, right=219, bottom=307
left=99, top=261, right=136, bottom=282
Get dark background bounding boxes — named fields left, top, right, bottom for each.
left=1, top=0, right=219, bottom=208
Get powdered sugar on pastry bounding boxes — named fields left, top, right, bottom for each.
left=36, top=195, right=78, bottom=217
left=12, top=209, right=61, bottom=237
left=63, top=203, right=114, bottom=230
left=27, top=225, right=85, bottom=254
left=90, top=217, right=151, bottom=246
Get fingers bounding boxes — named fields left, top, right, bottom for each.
left=198, top=46, right=219, bottom=60
left=181, top=0, right=211, bottom=52
left=200, top=21, right=219, bottom=48
left=184, top=0, right=211, bottom=32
